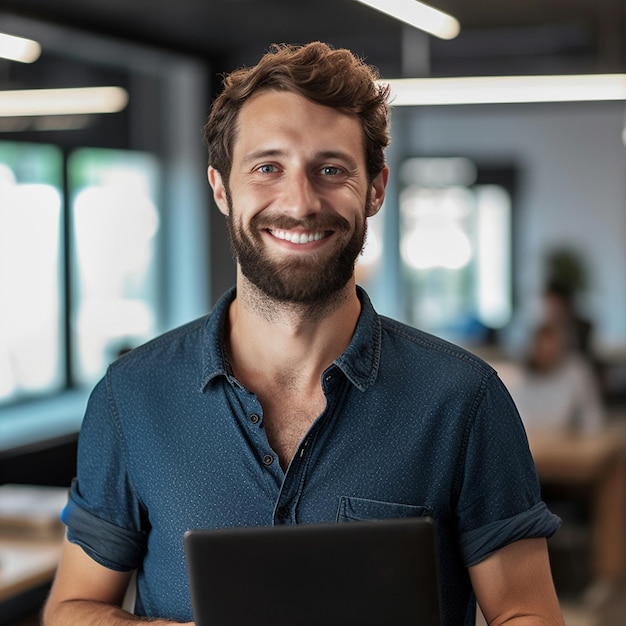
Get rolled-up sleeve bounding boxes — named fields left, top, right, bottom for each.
left=461, top=502, right=560, bottom=566
left=62, top=374, right=147, bottom=572
left=456, top=373, right=561, bottom=566
left=62, top=483, right=146, bottom=571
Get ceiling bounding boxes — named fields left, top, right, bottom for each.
left=1, top=0, right=625, bottom=79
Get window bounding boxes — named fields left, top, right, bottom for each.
left=399, top=158, right=513, bottom=344
left=0, top=142, right=162, bottom=406
left=357, top=157, right=515, bottom=346
left=400, top=183, right=512, bottom=342
left=0, top=142, right=64, bottom=403
left=68, top=148, right=161, bottom=385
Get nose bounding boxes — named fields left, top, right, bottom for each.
left=279, top=169, right=322, bottom=218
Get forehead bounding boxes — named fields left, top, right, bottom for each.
left=232, top=90, right=365, bottom=162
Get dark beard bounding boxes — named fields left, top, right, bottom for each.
left=225, top=200, right=368, bottom=305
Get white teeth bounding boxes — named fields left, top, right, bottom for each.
left=271, top=230, right=325, bottom=244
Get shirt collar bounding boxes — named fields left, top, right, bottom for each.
left=200, top=285, right=381, bottom=392
left=333, top=286, right=381, bottom=392
left=200, top=286, right=236, bottom=391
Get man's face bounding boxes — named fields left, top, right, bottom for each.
left=209, top=90, right=387, bottom=303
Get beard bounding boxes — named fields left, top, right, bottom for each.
left=224, top=192, right=369, bottom=305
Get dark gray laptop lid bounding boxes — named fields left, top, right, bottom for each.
left=184, top=517, right=441, bottom=626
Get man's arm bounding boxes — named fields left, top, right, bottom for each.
left=43, top=537, right=193, bottom=626
left=469, top=537, right=564, bottom=625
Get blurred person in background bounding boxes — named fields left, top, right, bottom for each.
left=511, top=319, right=604, bottom=435
left=542, top=281, right=594, bottom=364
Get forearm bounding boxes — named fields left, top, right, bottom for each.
left=43, top=599, right=193, bottom=626
left=471, top=539, right=564, bottom=626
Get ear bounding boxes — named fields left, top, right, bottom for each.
left=366, top=164, right=389, bottom=217
left=208, top=166, right=230, bottom=216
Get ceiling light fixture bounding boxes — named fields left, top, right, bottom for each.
left=0, top=32, right=41, bottom=63
left=382, top=74, right=626, bottom=106
left=353, top=0, right=460, bottom=40
left=0, top=86, right=129, bottom=117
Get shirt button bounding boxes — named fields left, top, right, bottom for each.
left=262, top=454, right=274, bottom=466
left=277, top=507, right=288, bottom=522
left=249, top=413, right=260, bottom=424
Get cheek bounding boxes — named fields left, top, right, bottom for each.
left=231, top=183, right=276, bottom=214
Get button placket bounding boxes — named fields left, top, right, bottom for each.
left=298, top=437, right=309, bottom=459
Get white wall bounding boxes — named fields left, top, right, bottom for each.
left=402, top=101, right=626, bottom=354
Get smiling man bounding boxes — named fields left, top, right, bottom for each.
left=44, top=42, right=564, bottom=626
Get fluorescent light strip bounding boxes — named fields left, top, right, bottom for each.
left=0, top=86, right=129, bottom=117
left=383, top=74, right=626, bottom=106
left=354, top=0, right=460, bottom=40
left=0, top=32, right=41, bottom=63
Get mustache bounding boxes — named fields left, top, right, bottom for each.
left=250, top=213, right=351, bottom=233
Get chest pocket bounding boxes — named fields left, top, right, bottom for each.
left=336, top=496, right=432, bottom=523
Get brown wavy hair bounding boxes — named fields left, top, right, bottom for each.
left=203, top=42, right=391, bottom=182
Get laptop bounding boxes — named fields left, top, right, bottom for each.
left=184, top=516, right=441, bottom=626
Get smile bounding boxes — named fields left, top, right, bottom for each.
left=268, top=229, right=329, bottom=244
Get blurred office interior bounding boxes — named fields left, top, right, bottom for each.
left=1, top=1, right=626, bottom=624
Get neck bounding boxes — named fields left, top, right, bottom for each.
left=225, top=274, right=361, bottom=389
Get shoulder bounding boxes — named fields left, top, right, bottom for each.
left=84, top=315, right=215, bottom=428
left=109, top=314, right=210, bottom=376
left=378, top=314, right=495, bottom=380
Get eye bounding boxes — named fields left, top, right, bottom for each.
left=320, top=165, right=343, bottom=176
left=257, top=164, right=277, bottom=174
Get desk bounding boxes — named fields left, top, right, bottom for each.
left=528, top=423, right=626, bottom=582
left=0, top=535, right=62, bottom=603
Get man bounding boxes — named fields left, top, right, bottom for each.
left=44, top=42, right=563, bottom=625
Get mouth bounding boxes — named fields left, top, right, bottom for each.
left=267, top=229, right=331, bottom=244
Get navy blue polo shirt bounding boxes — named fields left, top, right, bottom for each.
left=63, top=286, right=560, bottom=625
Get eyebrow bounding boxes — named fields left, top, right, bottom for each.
left=317, top=150, right=360, bottom=171
left=240, top=149, right=285, bottom=166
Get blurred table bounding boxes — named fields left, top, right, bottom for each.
left=528, top=422, right=626, bottom=581
left=0, top=534, right=62, bottom=603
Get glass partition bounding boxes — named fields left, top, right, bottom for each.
left=358, top=156, right=514, bottom=346
left=0, top=142, right=64, bottom=403
left=68, top=147, right=161, bottom=385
